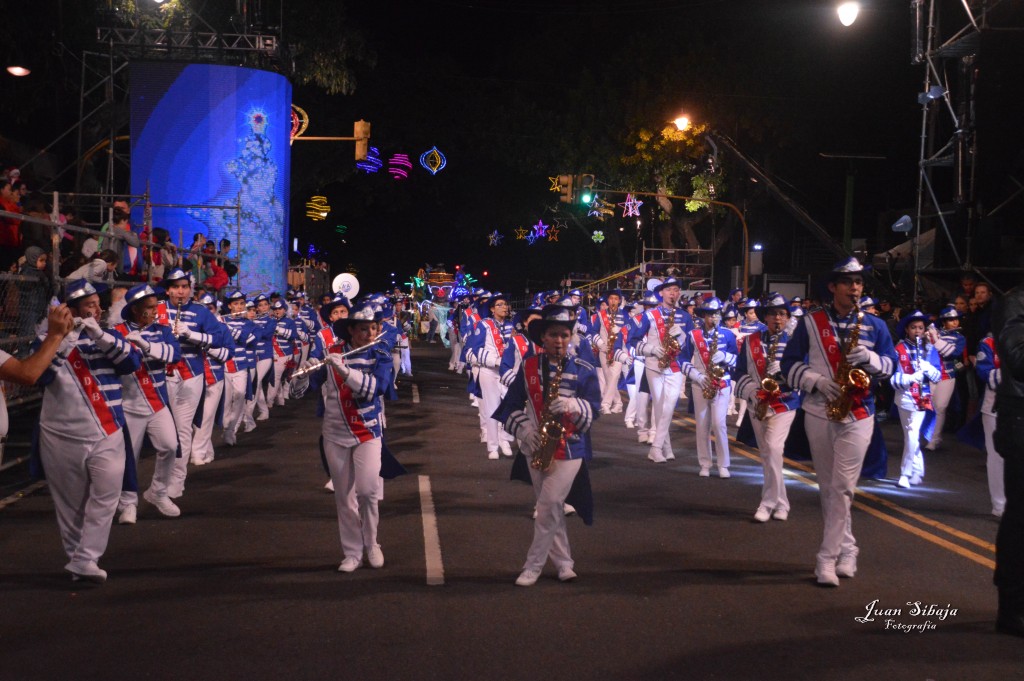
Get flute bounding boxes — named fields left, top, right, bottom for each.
left=288, top=334, right=387, bottom=381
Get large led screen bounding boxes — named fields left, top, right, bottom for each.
left=130, top=62, right=291, bottom=295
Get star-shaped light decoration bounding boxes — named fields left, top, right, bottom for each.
left=525, top=232, right=540, bottom=245
left=531, top=220, right=549, bottom=238
left=488, top=230, right=503, bottom=246
left=619, top=193, right=644, bottom=217
left=547, top=225, right=560, bottom=242
left=548, top=177, right=561, bottom=192
left=554, top=218, right=568, bottom=230
left=514, top=226, right=529, bottom=240
left=592, top=230, right=605, bottom=243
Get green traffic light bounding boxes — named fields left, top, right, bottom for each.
left=581, top=192, right=593, bottom=204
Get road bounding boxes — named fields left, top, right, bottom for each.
left=1, top=343, right=1020, bottom=681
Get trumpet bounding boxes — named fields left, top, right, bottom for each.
left=288, top=334, right=386, bottom=381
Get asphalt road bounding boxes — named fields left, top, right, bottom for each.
left=1, top=343, right=1020, bottom=681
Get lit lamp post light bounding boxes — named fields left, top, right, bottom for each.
left=673, top=115, right=691, bottom=132
left=837, top=1, right=860, bottom=26
left=6, top=65, right=30, bottom=77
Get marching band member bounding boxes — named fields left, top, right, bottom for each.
left=267, top=298, right=304, bottom=408
left=500, top=304, right=543, bottom=388
left=739, top=299, right=768, bottom=336
left=781, top=258, right=898, bottom=586
left=220, top=290, right=256, bottom=446
left=295, top=291, right=321, bottom=366
left=113, top=284, right=182, bottom=523
left=924, top=305, right=967, bottom=451
left=162, top=268, right=230, bottom=499
left=493, top=303, right=601, bottom=586
left=316, top=303, right=393, bottom=573
left=891, top=311, right=942, bottom=488
left=466, top=293, right=516, bottom=459
left=591, top=289, right=626, bottom=415
left=448, top=292, right=466, bottom=372
left=190, top=293, right=234, bottom=466
left=35, top=280, right=142, bottom=582
left=250, top=294, right=276, bottom=422
left=683, top=297, right=738, bottom=478
left=976, top=333, right=1004, bottom=518
left=619, top=291, right=659, bottom=443
left=735, top=293, right=800, bottom=520
left=309, top=293, right=352, bottom=493
left=633, top=278, right=694, bottom=463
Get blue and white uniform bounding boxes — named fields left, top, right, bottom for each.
left=466, top=311, right=516, bottom=457
left=890, top=319, right=942, bottom=487
left=192, top=296, right=234, bottom=465
left=221, top=303, right=256, bottom=445
left=926, top=307, right=967, bottom=450
left=591, top=305, right=627, bottom=413
left=267, top=304, right=305, bottom=407
left=682, top=314, right=739, bottom=476
left=976, top=334, right=1005, bottom=516
left=250, top=299, right=276, bottom=421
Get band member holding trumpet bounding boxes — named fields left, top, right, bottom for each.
left=633, top=278, right=694, bottom=463
left=683, top=296, right=738, bottom=478
left=161, top=268, right=231, bottom=500
left=493, top=303, right=601, bottom=587
left=220, top=290, right=257, bottom=446
left=34, top=279, right=142, bottom=583
left=113, top=284, right=182, bottom=523
left=781, top=258, right=897, bottom=586
left=735, top=293, right=801, bottom=521
left=591, top=289, right=626, bottom=415
left=467, top=293, right=517, bottom=459
left=312, top=303, right=394, bottom=573
left=891, top=310, right=942, bottom=489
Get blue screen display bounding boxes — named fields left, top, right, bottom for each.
left=130, top=62, right=291, bottom=295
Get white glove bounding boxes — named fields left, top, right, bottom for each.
left=275, top=327, right=290, bottom=339
left=520, top=429, right=542, bottom=456
left=651, top=345, right=667, bottom=359
left=845, top=344, right=870, bottom=366
left=79, top=316, right=104, bottom=340
left=621, top=363, right=630, bottom=378
left=917, top=360, right=937, bottom=376
left=326, top=353, right=350, bottom=377
left=711, top=350, right=726, bottom=365
left=766, top=360, right=781, bottom=377
left=126, top=330, right=151, bottom=352
left=487, top=353, right=501, bottom=369
left=592, top=337, right=605, bottom=352
left=230, top=326, right=242, bottom=341
left=549, top=397, right=580, bottom=417
left=813, top=376, right=843, bottom=401
left=668, top=324, right=684, bottom=339
left=177, top=325, right=194, bottom=341
left=909, top=371, right=925, bottom=384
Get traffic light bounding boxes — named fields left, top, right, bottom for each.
left=556, top=174, right=574, bottom=203
left=578, top=173, right=595, bottom=204
left=353, top=119, right=371, bottom=161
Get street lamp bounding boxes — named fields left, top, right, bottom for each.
left=673, top=116, right=691, bottom=132
left=6, top=65, right=30, bottom=77
left=837, top=2, right=860, bottom=26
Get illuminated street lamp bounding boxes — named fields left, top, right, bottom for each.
left=673, top=115, right=691, bottom=132
left=837, top=2, right=860, bottom=26
left=6, top=65, right=30, bottom=77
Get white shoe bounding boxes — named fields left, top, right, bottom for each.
left=754, top=506, right=771, bottom=523
left=191, top=457, right=207, bottom=466
left=647, top=447, right=667, bottom=463
left=256, top=413, right=269, bottom=421
left=624, top=420, right=635, bottom=429
left=836, top=554, right=857, bottom=578
left=563, top=503, right=576, bottom=516
left=610, top=405, right=623, bottom=414
left=662, top=446, right=675, bottom=461
left=498, top=441, right=513, bottom=457
left=772, top=508, right=789, bottom=521
left=699, top=466, right=711, bottom=477
left=243, top=421, right=257, bottom=433
left=143, top=488, right=181, bottom=517
left=366, top=544, right=384, bottom=569
left=909, top=474, right=923, bottom=485
left=66, top=560, right=107, bottom=584
left=718, top=467, right=730, bottom=479
left=993, top=507, right=1005, bottom=519
left=337, top=557, right=361, bottom=573
left=118, top=505, right=137, bottom=525
left=600, top=407, right=611, bottom=415
left=637, top=432, right=649, bottom=443
left=532, top=506, right=538, bottom=519
left=925, top=439, right=940, bottom=451
left=815, top=560, right=840, bottom=587
left=487, top=450, right=500, bottom=460
left=558, top=566, right=578, bottom=582
left=897, top=476, right=911, bottom=489
left=646, top=435, right=656, bottom=445
left=515, top=569, right=541, bottom=587
left=324, top=479, right=335, bottom=492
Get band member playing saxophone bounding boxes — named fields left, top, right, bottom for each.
left=781, top=258, right=898, bottom=586
left=493, top=303, right=601, bottom=587
left=891, top=310, right=942, bottom=488
left=735, top=293, right=801, bottom=522
left=591, top=288, right=626, bottom=415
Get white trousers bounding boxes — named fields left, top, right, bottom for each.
left=983, top=412, right=1006, bottom=514
left=400, top=346, right=412, bottom=375
left=268, top=355, right=289, bottom=406
left=896, top=406, right=926, bottom=479
left=751, top=409, right=796, bottom=512
left=221, top=370, right=248, bottom=445
left=479, top=367, right=513, bottom=451
left=805, top=414, right=873, bottom=563
left=242, top=368, right=257, bottom=430
left=646, top=369, right=682, bottom=451
left=599, top=359, right=623, bottom=411
left=691, top=383, right=732, bottom=470
left=625, top=365, right=650, bottom=432
left=323, top=437, right=382, bottom=561
left=449, top=337, right=463, bottom=371
left=166, top=373, right=204, bottom=497
left=929, top=378, right=956, bottom=445
left=524, top=457, right=582, bottom=573
left=40, top=428, right=125, bottom=567
left=121, top=407, right=178, bottom=506
left=192, top=379, right=225, bottom=464
left=253, top=357, right=273, bottom=420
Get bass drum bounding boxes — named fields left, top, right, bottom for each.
left=646, top=277, right=663, bottom=292
left=332, top=273, right=360, bottom=300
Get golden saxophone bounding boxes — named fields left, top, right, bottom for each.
left=755, top=332, right=783, bottom=421
left=825, top=299, right=871, bottom=421
left=658, top=315, right=682, bottom=369
left=531, top=354, right=567, bottom=473
left=702, top=329, right=726, bottom=399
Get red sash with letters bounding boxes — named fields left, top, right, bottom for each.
left=748, top=331, right=786, bottom=415
left=67, top=347, right=120, bottom=435
left=483, top=318, right=506, bottom=357
left=897, top=341, right=933, bottom=411
left=524, top=354, right=574, bottom=460
left=331, top=354, right=373, bottom=443
left=810, top=309, right=868, bottom=419
left=115, top=323, right=165, bottom=412
left=651, top=309, right=680, bottom=372
left=693, top=328, right=726, bottom=388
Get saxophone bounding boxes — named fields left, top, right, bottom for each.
left=702, top=329, right=726, bottom=399
left=825, top=300, right=871, bottom=421
left=531, top=355, right=568, bottom=473
left=658, top=314, right=682, bottom=369
left=755, top=332, right=783, bottom=421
